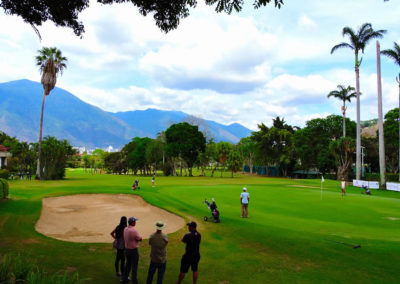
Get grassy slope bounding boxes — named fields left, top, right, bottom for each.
left=1, top=169, right=400, bottom=283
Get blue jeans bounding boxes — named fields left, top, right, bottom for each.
left=123, top=248, right=139, bottom=284
left=146, top=261, right=166, bottom=284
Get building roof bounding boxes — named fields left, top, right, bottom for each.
left=0, top=145, right=10, bottom=152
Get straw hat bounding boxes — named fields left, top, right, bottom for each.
left=155, top=221, right=166, bottom=230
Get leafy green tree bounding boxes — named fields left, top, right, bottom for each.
left=33, top=136, right=75, bottom=180
left=237, top=137, right=256, bottom=174
left=227, top=149, right=243, bottom=177
left=165, top=123, right=206, bottom=176
left=82, top=153, right=91, bottom=172
left=92, top=149, right=107, bottom=172
left=0, top=133, right=36, bottom=173
left=384, top=108, right=400, bottom=173
left=145, top=139, right=164, bottom=172
left=381, top=42, right=400, bottom=178
left=216, top=141, right=233, bottom=177
left=294, top=115, right=356, bottom=175
left=327, top=85, right=357, bottom=137
left=127, top=137, right=152, bottom=175
left=197, top=139, right=216, bottom=176
left=0, top=0, right=283, bottom=37
left=331, top=23, right=386, bottom=179
left=329, top=137, right=356, bottom=180
left=251, top=118, right=296, bottom=176
left=104, top=152, right=125, bottom=174
left=362, top=136, right=379, bottom=173
left=35, top=47, right=67, bottom=180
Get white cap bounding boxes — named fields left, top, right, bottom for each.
left=243, top=187, right=247, bottom=191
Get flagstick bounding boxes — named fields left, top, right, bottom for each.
left=320, top=180, right=323, bottom=200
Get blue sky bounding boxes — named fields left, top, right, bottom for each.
left=0, top=0, right=399, bottom=130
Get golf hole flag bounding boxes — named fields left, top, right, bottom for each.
left=320, top=176, right=324, bottom=199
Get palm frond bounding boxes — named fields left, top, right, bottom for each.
left=381, top=42, right=400, bottom=67
left=358, top=23, right=372, bottom=38
left=342, top=26, right=356, bottom=38
left=331, top=42, right=353, bottom=54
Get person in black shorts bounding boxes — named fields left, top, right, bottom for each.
left=177, top=221, right=201, bottom=284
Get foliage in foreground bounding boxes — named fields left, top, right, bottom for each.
left=0, top=253, right=85, bottom=284
left=0, top=178, right=8, bottom=199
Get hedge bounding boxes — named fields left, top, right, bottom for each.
left=0, top=178, right=9, bottom=198
left=365, top=173, right=400, bottom=182
left=0, top=169, right=10, bottom=179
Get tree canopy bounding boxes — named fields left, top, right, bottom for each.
left=165, top=122, right=206, bottom=176
left=0, top=0, right=283, bottom=37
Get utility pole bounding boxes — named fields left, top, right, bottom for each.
left=377, top=41, right=386, bottom=188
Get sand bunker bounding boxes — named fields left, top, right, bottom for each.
left=35, top=194, right=185, bottom=243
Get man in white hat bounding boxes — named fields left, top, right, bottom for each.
left=240, top=187, right=250, bottom=218
left=146, top=221, right=168, bottom=284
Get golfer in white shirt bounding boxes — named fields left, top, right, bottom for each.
left=240, top=187, right=250, bottom=218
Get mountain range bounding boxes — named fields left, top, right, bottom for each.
left=0, top=79, right=252, bottom=148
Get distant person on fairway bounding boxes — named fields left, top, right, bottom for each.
left=132, top=179, right=140, bottom=190
left=111, top=216, right=127, bottom=278
left=147, top=221, right=168, bottom=284
left=152, top=173, right=156, bottom=187
left=341, top=178, right=346, bottom=197
left=240, top=187, right=250, bottom=218
left=177, top=222, right=201, bottom=284
left=122, top=217, right=142, bottom=284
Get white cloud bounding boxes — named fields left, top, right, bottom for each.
left=1, top=0, right=399, bottom=133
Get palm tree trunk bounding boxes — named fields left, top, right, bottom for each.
left=376, top=41, right=386, bottom=187
left=398, top=81, right=400, bottom=181
left=35, top=92, right=46, bottom=180
left=342, top=103, right=346, bottom=138
left=355, top=61, right=361, bottom=180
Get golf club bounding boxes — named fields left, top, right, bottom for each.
left=325, top=239, right=361, bottom=249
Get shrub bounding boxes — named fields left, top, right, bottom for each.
left=0, top=169, right=10, bottom=179
left=323, top=173, right=337, bottom=180
left=0, top=178, right=9, bottom=199
left=0, top=253, right=85, bottom=284
left=365, top=173, right=400, bottom=182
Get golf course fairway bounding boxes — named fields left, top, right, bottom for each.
left=1, top=169, right=399, bottom=283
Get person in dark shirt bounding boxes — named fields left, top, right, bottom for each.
left=177, top=221, right=201, bottom=284
left=110, top=216, right=127, bottom=278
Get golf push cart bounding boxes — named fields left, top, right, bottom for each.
left=204, top=198, right=220, bottom=223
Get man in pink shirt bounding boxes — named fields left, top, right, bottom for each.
left=122, top=217, right=142, bottom=284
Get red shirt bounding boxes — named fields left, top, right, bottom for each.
left=124, top=225, right=142, bottom=249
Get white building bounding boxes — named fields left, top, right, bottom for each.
left=0, top=145, right=12, bottom=169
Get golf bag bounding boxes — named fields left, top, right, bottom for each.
left=204, top=199, right=220, bottom=223
left=362, top=185, right=371, bottom=195
left=132, top=179, right=140, bottom=190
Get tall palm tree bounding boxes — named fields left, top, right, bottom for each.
left=331, top=23, right=386, bottom=180
left=381, top=42, right=400, bottom=181
left=327, top=85, right=357, bottom=138
left=35, top=47, right=67, bottom=179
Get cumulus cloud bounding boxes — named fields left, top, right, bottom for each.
left=1, top=0, right=399, bottom=132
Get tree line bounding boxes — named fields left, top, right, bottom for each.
left=68, top=108, right=400, bottom=180
left=1, top=106, right=399, bottom=180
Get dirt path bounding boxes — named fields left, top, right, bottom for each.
left=35, top=194, right=185, bottom=243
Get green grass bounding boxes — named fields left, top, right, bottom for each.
left=1, top=169, right=400, bottom=283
